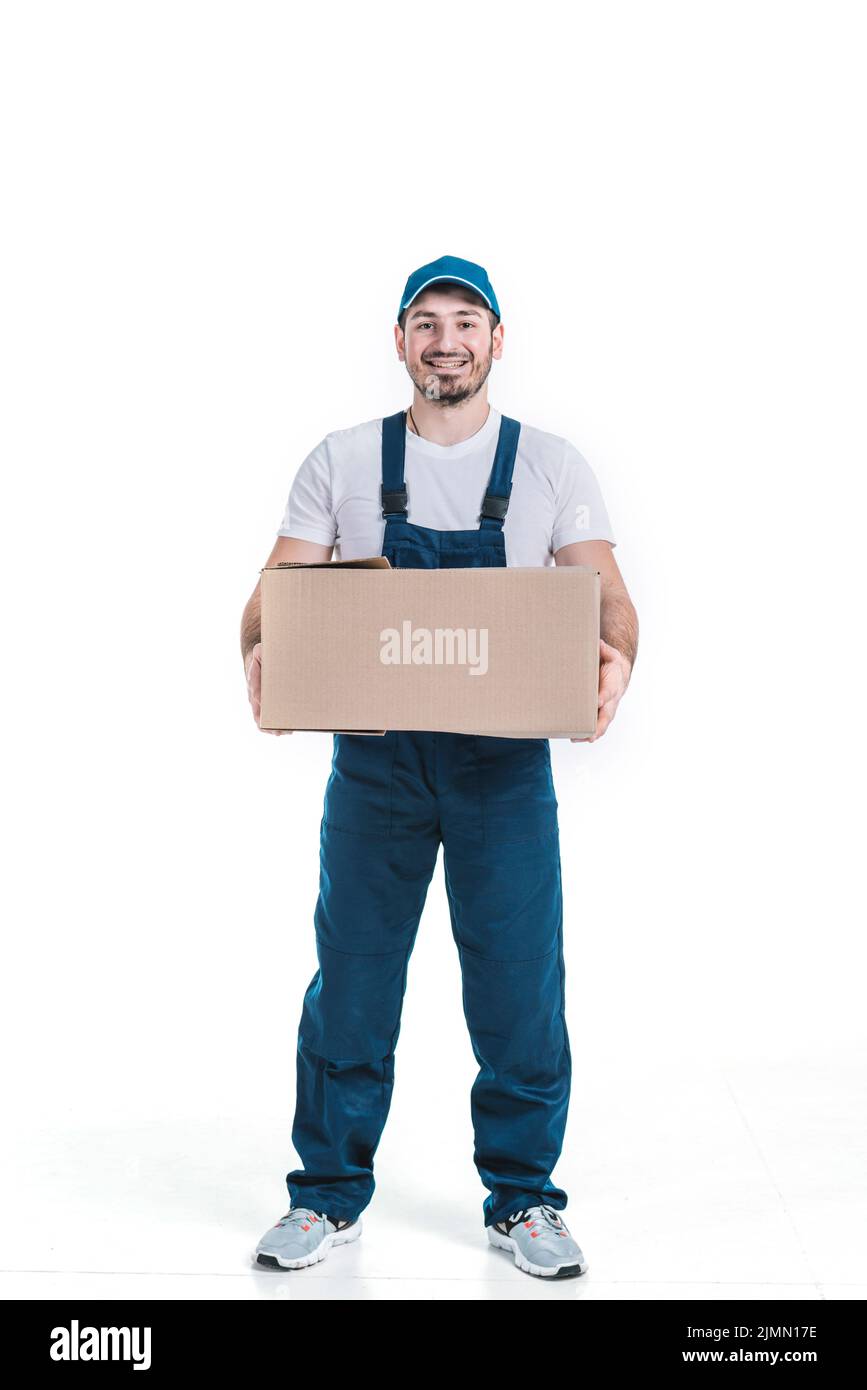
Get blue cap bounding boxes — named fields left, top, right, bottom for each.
left=397, top=254, right=500, bottom=324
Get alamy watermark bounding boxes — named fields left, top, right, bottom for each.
left=50, top=1320, right=151, bottom=1370
left=380, top=621, right=488, bottom=676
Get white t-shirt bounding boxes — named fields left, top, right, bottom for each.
left=277, top=404, right=616, bottom=568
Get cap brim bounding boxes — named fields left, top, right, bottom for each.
left=401, top=275, right=494, bottom=315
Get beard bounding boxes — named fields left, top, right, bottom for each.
left=406, top=344, right=493, bottom=406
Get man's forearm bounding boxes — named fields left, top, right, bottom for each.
left=241, top=587, right=261, bottom=667
left=601, top=589, right=639, bottom=674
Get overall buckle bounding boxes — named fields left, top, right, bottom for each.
left=480, top=492, right=509, bottom=521
left=381, top=485, right=408, bottom=517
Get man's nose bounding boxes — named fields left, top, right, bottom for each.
left=431, top=326, right=460, bottom=352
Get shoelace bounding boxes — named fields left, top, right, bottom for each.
left=275, top=1207, right=326, bottom=1229
left=510, top=1204, right=568, bottom=1237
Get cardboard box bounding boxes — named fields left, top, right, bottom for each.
left=259, top=557, right=600, bottom=739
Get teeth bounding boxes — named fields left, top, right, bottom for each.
left=430, top=360, right=468, bottom=367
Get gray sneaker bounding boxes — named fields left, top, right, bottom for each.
left=254, top=1207, right=363, bottom=1270
left=487, top=1204, right=588, bottom=1279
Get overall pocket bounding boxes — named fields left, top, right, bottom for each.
left=322, top=732, right=398, bottom=838
left=475, top=737, right=559, bottom=845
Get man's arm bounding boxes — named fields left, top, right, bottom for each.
left=554, top=538, right=639, bottom=741
left=241, top=535, right=334, bottom=666
left=241, top=535, right=334, bottom=732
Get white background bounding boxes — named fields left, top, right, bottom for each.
left=2, top=0, right=865, bottom=1298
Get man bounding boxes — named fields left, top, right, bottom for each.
left=241, top=254, right=638, bottom=1280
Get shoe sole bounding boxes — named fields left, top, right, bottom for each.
left=253, top=1217, right=363, bottom=1271
left=487, top=1225, right=588, bottom=1279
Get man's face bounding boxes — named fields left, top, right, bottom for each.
left=395, top=286, right=504, bottom=404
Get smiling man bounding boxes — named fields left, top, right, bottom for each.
left=404, top=281, right=497, bottom=408
left=242, top=253, right=639, bottom=1281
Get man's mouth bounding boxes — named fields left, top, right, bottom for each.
left=426, top=357, right=470, bottom=370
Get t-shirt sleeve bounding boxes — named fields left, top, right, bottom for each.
left=276, top=437, right=337, bottom=545
left=551, top=440, right=617, bottom=552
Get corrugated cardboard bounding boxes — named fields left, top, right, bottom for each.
left=259, top=557, right=600, bottom=739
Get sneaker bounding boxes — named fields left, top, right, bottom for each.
left=253, top=1207, right=363, bottom=1271
left=487, top=1204, right=588, bottom=1279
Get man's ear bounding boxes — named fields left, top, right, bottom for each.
left=492, top=320, right=504, bottom=360
left=394, top=322, right=406, bottom=361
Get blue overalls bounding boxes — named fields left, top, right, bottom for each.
left=286, top=408, right=572, bottom=1229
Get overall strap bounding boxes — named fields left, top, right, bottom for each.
left=380, top=410, right=409, bottom=518
left=479, top=414, right=521, bottom=531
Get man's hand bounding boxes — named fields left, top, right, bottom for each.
left=571, top=638, right=631, bottom=743
left=245, top=642, right=293, bottom=736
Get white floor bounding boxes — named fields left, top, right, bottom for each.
left=3, top=1057, right=864, bottom=1301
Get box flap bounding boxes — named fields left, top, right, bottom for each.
left=261, top=555, right=392, bottom=572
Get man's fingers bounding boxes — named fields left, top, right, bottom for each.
left=246, top=650, right=290, bottom=735
left=598, top=663, right=625, bottom=704
left=579, top=699, right=619, bottom=743
left=595, top=701, right=619, bottom=738
left=575, top=643, right=627, bottom=741
left=598, top=675, right=616, bottom=705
